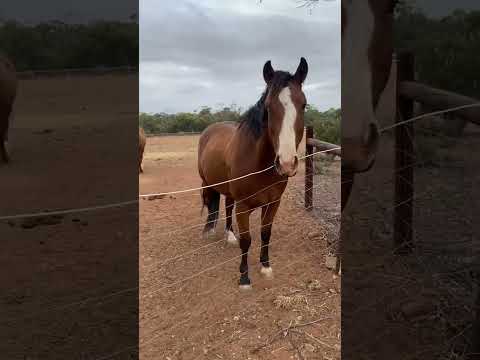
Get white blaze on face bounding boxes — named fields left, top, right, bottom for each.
left=277, top=87, right=297, bottom=166
left=342, top=0, right=376, bottom=142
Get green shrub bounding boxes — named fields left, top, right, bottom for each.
left=305, top=105, right=340, bottom=145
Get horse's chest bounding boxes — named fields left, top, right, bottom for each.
left=230, top=177, right=288, bottom=207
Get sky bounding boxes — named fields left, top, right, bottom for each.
left=2, top=0, right=478, bottom=113
left=139, top=0, right=340, bottom=114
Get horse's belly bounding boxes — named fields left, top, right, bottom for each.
left=198, top=123, right=236, bottom=196
left=229, top=173, right=288, bottom=207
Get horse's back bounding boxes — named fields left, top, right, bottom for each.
left=198, top=122, right=237, bottom=192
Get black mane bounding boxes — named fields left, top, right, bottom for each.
left=238, top=71, right=293, bottom=138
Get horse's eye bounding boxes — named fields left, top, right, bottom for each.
left=302, top=103, right=307, bottom=110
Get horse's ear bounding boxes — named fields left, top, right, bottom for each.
left=294, top=57, right=308, bottom=84
left=263, top=60, right=274, bottom=84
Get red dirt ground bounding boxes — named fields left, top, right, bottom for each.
left=0, top=74, right=138, bottom=359
left=139, top=135, right=341, bottom=360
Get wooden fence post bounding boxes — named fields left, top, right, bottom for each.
left=305, top=126, right=314, bottom=210
left=395, top=51, right=415, bottom=253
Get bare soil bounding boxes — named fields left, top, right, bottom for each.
left=0, top=74, right=138, bottom=360
left=342, top=110, right=480, bottom=358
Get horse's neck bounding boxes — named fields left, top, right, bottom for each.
left=234, top=128, right=275, bottom=170
left=256, top=132, right=276, bottom=167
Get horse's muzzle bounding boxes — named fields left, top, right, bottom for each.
left=342, top=123, right=379, bottom=173
left=274, top=154, right=298, bottom=177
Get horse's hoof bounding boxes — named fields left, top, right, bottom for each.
left=239, top=284, right=253, bottom=291
left=260, top=266, right=274, bottom=279
left=203, top=228, right=215, bottom=240
left=225, top=230, right=238, bottom=246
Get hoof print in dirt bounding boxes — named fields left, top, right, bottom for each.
left=33, top=129, right=53, bottom=135
left=20, top=215, right=64, bottom=229
left=203, top=229, right=216, bottom=240
left=146, top=194, right=166, bottom=201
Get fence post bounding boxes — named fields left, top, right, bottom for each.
left=305, top=126, right=314, bottom=210
left=395, top=51, right=415, bottom=253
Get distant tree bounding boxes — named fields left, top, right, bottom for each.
left=0, top=20, right=138, bottom=70
left=140, top=105, right=340, bottom=144
left=395, top=7, right=480, bottom=98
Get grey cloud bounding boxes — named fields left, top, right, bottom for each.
left=140, top=0, right=340, bottom=113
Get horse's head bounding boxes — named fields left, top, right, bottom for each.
left=263, top=58, right=308, bottom=177
left=341, top=0, right=397, bottom=172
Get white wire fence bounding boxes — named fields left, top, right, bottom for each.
left=2, top=104, right=477, bottom=358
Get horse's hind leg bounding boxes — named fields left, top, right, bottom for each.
left=0, top=140, right=8, bottom=164
left=236, top=203, right=253, bottom=290
left=202, top=187, right=220, bottom=238
left=259, top=202, right=280, bottom=279
left=0, top=104, right=12, bottom=164
left=225, top=197, right=238, bottom=246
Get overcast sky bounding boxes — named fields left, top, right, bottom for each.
left=140, top=0, right=340, bottom=114
left=2, top=0, right=479, bottom=114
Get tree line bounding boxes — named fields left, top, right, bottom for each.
left=395, top=2, right=480, bottom=98
left=0, top=20, right=138, bottom=71
left=140, top=105, right=340, bottom=145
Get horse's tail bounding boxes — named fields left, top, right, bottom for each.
left=201, top=186, right=220, bottom=230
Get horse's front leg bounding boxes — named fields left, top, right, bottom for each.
left=259, top=201, right=280, bottom=279
left=236, top=203, right=253, bottom=290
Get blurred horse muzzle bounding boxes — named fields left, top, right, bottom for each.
left=274, top=154, right=299, bottom=177
left=342, top=123, right=379, bottom=173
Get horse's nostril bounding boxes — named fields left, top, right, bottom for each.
left=293, top=156, right=299, bottom=168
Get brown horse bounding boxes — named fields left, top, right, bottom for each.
left=0, top=55, right=17, bottom=164
left=198, top=58, right=308, bottom=289
left=341, top=0, right=397, bottom=210
left=139, top=127, right=146, bottom=173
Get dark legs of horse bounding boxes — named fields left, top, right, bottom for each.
left=224, top=196, right=238, bottom=246
left=236, top=203, right=253, bottom=289
left=0, top=104, right=12, bottom=164
left=202, top=187, right=220, bottom=237
left=259, top=202, right=280, bottom=279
